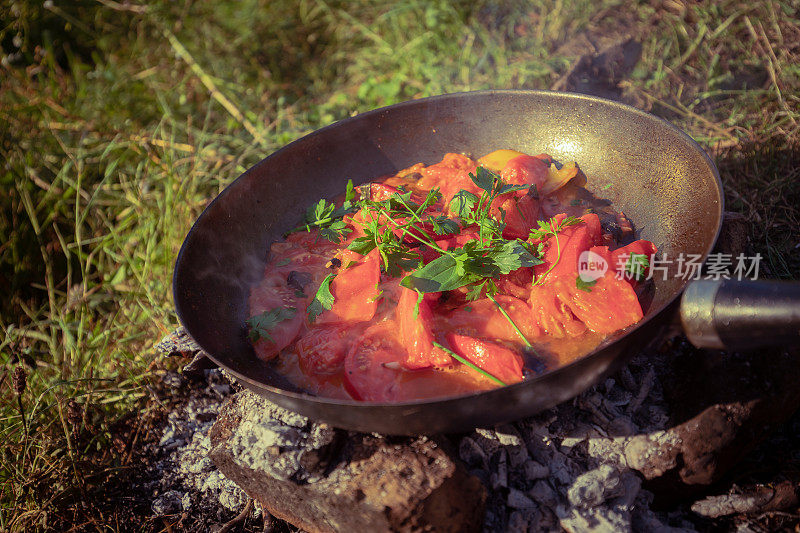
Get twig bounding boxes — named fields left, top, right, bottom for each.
left=94, top=0, right=148, bottom=13
left=164, top=29, right=268, bottom=148
left=219, top=498, right=254, bottom=533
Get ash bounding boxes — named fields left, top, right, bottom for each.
left=459, top=351, right=695, bottom=533
left=144, top=369, right=252, bottom=523
left=226, top=392, right=336, bottom=483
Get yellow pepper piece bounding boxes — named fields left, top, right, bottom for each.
left=542, top=161, right=584, bottom=195
left=477, top=149, right=527, bottom=172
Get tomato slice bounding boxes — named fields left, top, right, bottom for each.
left=354, top=182, right=401, bottom=202
left=532, top=213, right=603, bottom=283
left=496, top=268, right=534, bottom=300
left=445, top=333, right=524, bottom=384
left=397, top=287, right=451, bottom=369
left=493, top=194, right=540, bottom=239
left=316, top=249, right=380, bottom=324
left=296, top=325, right=363, bottom=374
left=610, top=240, right=658, bottom=282
left=555, top=272, right=643, bottom=334
left=417, top=153, right=479, bottom=204
left=446, top=295, right=541, bottom=342
left=528, top=284, right=587, bottom=338
left=248, top=282, right=306, bottom=361
left=343, top=322, right=406, bottom=401
left=500, top=154, right=550, bottom=190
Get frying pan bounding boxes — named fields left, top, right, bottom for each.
left=173, top=90, right=798, bottom=435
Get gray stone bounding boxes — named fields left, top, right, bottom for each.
left=209, top=390, right=486, bottom=533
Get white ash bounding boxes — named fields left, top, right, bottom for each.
left=146, top=370, right=247, bottom=518
left=461, top=351, right=698, bottom=533
left=225, top=391, right=336, bottom=483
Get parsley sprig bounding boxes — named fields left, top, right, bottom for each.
left=247, top=307, right=297, bottom=342
left=625, top=252, right=650, bottom=281
left=290, top=179, right=358, bottom=243
left=307, top=273, right=336, bottom=323
left=398, top=167, right=542, bottom=297
left=529, top=215, right=584, bottom=286
left=292, top=166, right=550, bottom=380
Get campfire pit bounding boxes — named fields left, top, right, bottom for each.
left=152, top=215, right=800, bottom=532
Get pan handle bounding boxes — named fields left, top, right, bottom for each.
left=680, top=279, right=800, bottom=350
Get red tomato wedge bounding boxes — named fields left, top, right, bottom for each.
left=528, top=284, right=587, bottom=338
left=493, top=194, right=540, bottom=239
left=343, top=322, right=406, bottom=401
left=610, top=240, right=658, bottom=281
left=532, top=213, right=603, bottom=282
left=445, top=333, right=525, bottom=384
left=354, top=182, right=401, bottom=202
left=417, top=153, right=480, bottom=204
left=555, top=272, right=644, bottom=334
left=248, top=282, right=306, bottom=361
left=296, top=325, right=364, bottom=374
left=500, top=154, right=550, bottom=190
left=447, top=295, right=541, bottom=342
left=397, top=287, right=451, bottom=369
left=316, top=250, right=380, bottom=324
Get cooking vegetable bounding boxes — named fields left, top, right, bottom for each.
left=247, top=150, right=656, bottom=401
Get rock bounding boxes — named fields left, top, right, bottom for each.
left=152, top=490, right=184, bottom=516
left=523, top=460, right=549, bottom=480
left=632, top=343, right=800, bottom=496
left=691, top=481, right=799, bottom=518
left=209, top=390, right=486, bottom=533
left=567, top=464, right=624, bottom=508
left=529, top=479, right=558, bottom=508
left=507, top=488, right=536, bottom=510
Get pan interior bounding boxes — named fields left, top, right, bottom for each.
left=173, top=91, right=722, bottom=403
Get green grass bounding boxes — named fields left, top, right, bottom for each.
left=1, top=0, right=798, bottom=529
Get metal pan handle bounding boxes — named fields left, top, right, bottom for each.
left=680, top=279, right=800, bottom=350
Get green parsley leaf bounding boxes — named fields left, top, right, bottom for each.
left=528, top=215, right=583, bottom=240
left=246, top=307, right=297, bottom=343
left=319, top=219, right=352, bottom=243
left=576, top=276, right=597, bottom=292
left=496, top=183, right=530, bottom=195
left=625, top=252, right=650, bottom=281
left=428, top=215, right=461, bottom=236
left=347, top=236, right=377, bottom=255
left=465, top=280, right=487, bottom=301
left=400, top=254, right=477, bottom=293
left=449, top=190, right=479, bottom=219
left=307, top=274, right=336, bottom=323
left=469, top=166, right=498, bottom=193
left=486, top=240, right=543, bottom=273
left=344, top=179, right=355, bottom=205
left=413, top=290, right=424, bottom=319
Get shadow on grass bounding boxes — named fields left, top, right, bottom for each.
left=716, top=137, right=800, bottom=280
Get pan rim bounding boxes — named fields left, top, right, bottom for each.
left=173, top=89, right=724, bottom=410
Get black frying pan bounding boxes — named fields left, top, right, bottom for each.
left=173, top=90, right=797, bottom=435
